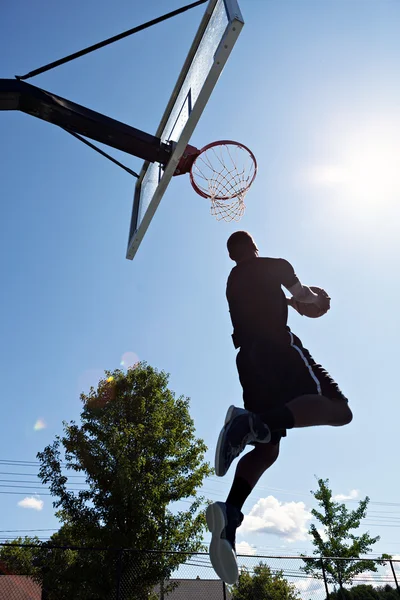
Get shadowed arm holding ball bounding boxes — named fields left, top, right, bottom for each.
left=287, top=283, right=331, bottom=318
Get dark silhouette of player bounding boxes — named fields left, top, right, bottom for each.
left=207, top=231, right=352, bottom=584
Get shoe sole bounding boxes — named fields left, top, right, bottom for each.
left=206, top=502, right=239, bottom=585
left=215, top=405, right=236, bottom=477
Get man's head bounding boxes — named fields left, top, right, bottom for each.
left=227, top=231, right=258, bottom=263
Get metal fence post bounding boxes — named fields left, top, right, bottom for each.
left=320, top=557, right=330, bottom=599
left=222, top=580, right=227, bottom=600
left=116, top=548, right=123, bottom=600
left=389, top=560, right=400, bottom=596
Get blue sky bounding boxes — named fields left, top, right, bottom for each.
left=1, top=0, right=400, bottom=571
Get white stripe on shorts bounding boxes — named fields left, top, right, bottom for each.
left=289, top=331, right=322, bottom=395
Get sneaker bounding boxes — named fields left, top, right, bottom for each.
left=215, top=406, right=271, bottom=477
left=206, top=501, right=243, bottom=584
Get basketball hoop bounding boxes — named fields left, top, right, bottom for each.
left=174, top=140, right=257, bottom=222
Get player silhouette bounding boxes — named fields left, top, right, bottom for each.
left=207, top=231, right=352, bottom=584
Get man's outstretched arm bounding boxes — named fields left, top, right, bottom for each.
left=288, top=281, right=319, bottom=303
left=277, top=259, right=330, bottom=312
left=287, top=281, right=330, bottom=312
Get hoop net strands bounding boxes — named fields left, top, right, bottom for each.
left=189, top=141, right=257, bottom=222
left=210, top=195, right=246, bottom=221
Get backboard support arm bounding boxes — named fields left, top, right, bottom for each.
left=0, top=79, right=172, bottom=165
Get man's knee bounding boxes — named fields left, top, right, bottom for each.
left=332, top=399, right=353, bottom=426
left=253, top=441, right=280, bottom=464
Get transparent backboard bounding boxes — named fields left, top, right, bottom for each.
left=126, top=0, right=244, bottom=260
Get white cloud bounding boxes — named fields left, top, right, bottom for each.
left=236, top=541, right=257, bottom=556
left=316, top=527, right=329, bottom=542
left=350, top=570, right=379, bottom=587
left=333, top=489, right=359, bottom=501
left=296, top=577, right=325, bottom=594
left=17, top=496, right=44, bottom=511
left=241, top=496, right=312, bottom=542
left=384, top=555, right=400, bottom=582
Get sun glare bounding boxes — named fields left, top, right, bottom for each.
left=305, top=120, right=400, bottom=212
left=342, top=138, right=400, bottom=205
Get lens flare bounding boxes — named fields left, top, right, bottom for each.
left=34, top=419, right=46, bottom=431
left=120, top=352, right=139, bottom=369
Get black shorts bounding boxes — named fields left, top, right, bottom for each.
left=236, top=332, right=347, bottom=444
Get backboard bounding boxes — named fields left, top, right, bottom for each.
left=126, top=0, right=244, bottom=260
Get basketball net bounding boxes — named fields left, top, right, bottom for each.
left=189, top=141, right=257, bottom=222
left=174, top=140, right=257, bottom=222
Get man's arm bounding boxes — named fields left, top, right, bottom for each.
left=286, top=294, right=309, bottom=312
left=286, top=296, right=300, bottom=310
left=287, top=281, right=320, bottom=304
left=287, top=282, right=330, bottom=313
left=278, top=259, right=329, bottom=311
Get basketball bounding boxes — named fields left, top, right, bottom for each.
left=293, top=286, right=331, bottom=318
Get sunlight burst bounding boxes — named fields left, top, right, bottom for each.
left=304, top=119, right=400, bottom=216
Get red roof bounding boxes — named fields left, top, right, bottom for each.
left=0, top=576, right=41, bottom=599
left=0, top=575, right=230, bottom=599
left=154, top=578, right=231, bottom=599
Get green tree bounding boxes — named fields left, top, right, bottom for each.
left=376, top=584, right=400, bottom=599
left=0, top=536, right=77, bottom=598
left=329, top=584, right=399, bottom=599
left=0, top=536, right=41, bottom=577
left=329, top=584, right=379, bottom=599
left=1, top=364, right=212, bottom=599
left=231, top=562, right=301, bottom=600
left=302, top=478, right=389, bottom=597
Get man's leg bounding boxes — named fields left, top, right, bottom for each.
left=226, top=441, right=280, bottom=510
left=214, top=345, right=353, bottom=478
left=260, top=395, right=352, bottom=432
left=262, top=336, right=354, bottom=430
left=207, top=442, right=280, bottom=585
left=215, top=395, right=352, bottom=480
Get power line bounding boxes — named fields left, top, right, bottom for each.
left=15, top=0, right=209, bottom=81
left=0, top=471, right=86, bottom=479
left=204, top=476, right=400, bottom=508
left=0, top=479, right=88, bottom=487
left=0, top=485, right=87, bottom=491
left=3, top=460, right=400, bottom=523
left=0, top=529, right=57, bottom=533
left=0, top=460, right=42, bottom=466
left=0, top=491, right=53, bottom=496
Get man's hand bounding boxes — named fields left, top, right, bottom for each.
left=288, top=286, right=331, bottom=318
left=287, top=297, right=301, bottom=311
left=314, top=288, right=331, bottom=313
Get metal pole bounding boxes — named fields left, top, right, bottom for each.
left=64, top=130, right=140, bottom=178
left=0, top=79, right=172, bottom=165
left=116, top=549, right=123, bottom=600
left=320, top=557, right=330, bottom=599
left=222, top=580, right=227, bottom=600
left=160, top=578, right=165, bottom=600
left=389, top=560, right=400, bottom=596
left=16, top=0, right=209, bottom=81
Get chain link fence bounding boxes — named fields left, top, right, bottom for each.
left=0, top=544, right=399, bottom=599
